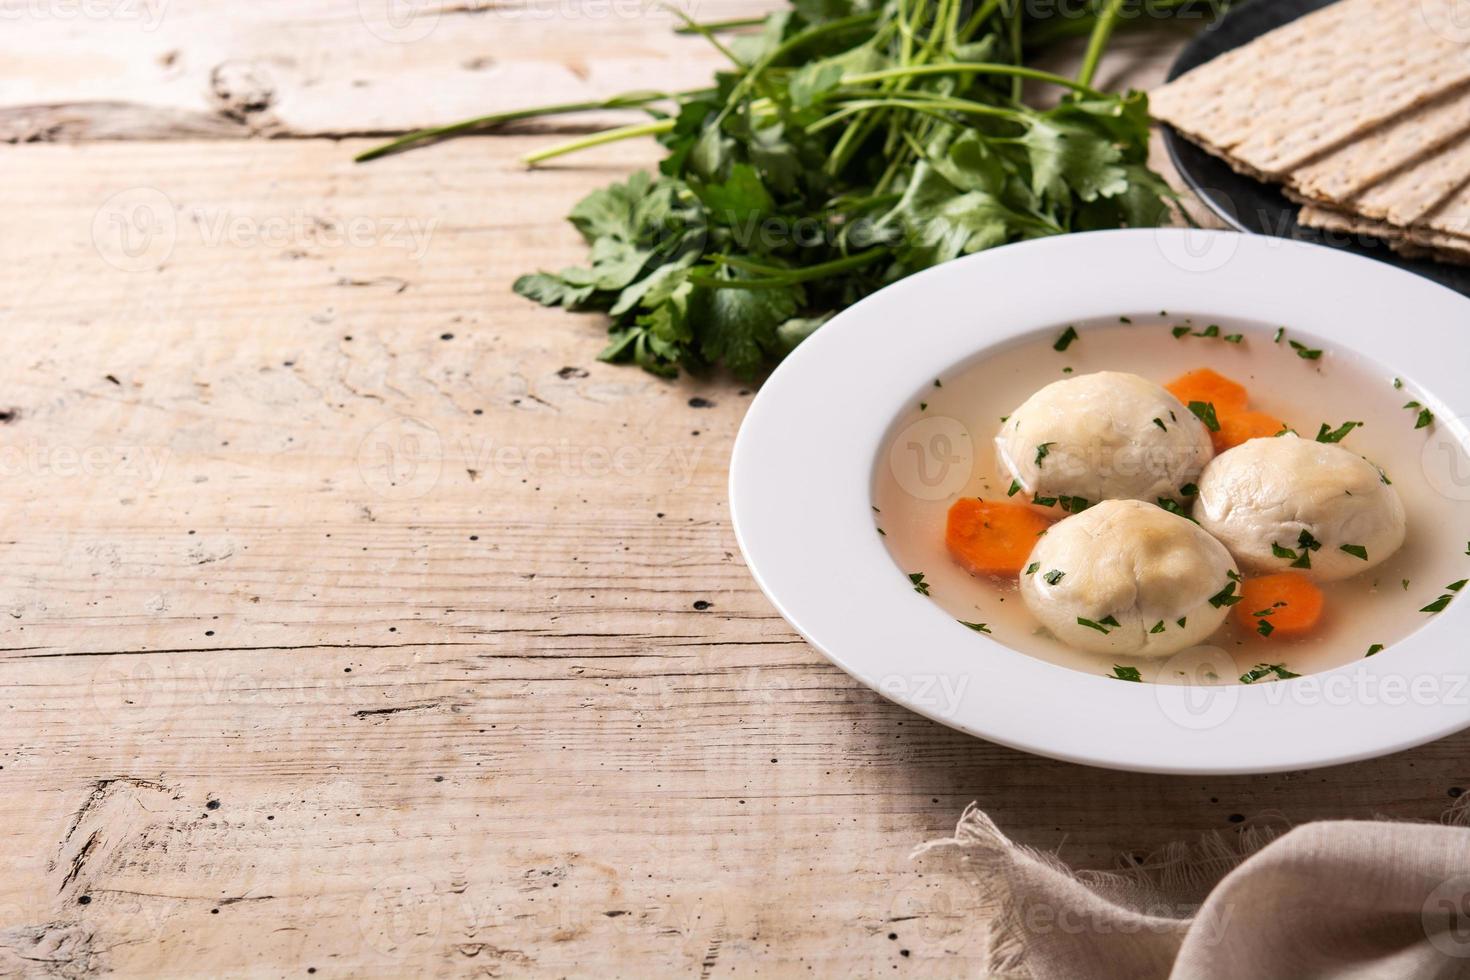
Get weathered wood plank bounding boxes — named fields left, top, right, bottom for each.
left=0, top=136, right=1466, bottom=976
left=0, top=0, right=785, bottom=141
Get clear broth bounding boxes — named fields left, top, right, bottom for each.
left=872, top=318, right=1470, bottom=684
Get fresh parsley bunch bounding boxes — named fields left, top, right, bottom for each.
left=364, top=0, right=1215, bottom=378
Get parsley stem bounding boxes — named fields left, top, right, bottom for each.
left=810, top=96, right=1027, bottom=135
left=955, top=0, right=1003, bottom=43
left=1077, top=0, right=1126, bottom=88
left=663, top=3, right=747, bottom=68
left=521, top=119, right=677, bottom=167
left=1007, top=0, right=1023, bottom=101
left=845, top=63, right=1105, bottom=97
left=354, top=92, right=688, bottom=163
left=717, top=12, right=885, bottom=130
left=694, top=247, right=888, bottom=289
left=673, top=15, right=767, bottom=33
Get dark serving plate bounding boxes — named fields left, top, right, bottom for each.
left=1162, top=0, right=1470, bottom=295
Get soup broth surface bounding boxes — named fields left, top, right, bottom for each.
left=872, top=318, right=1470, bottom=683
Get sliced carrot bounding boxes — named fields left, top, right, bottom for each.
left=1234, top=573, right=1325, bottom=638
left=1214, top=409, right=1289, bottom=452
left=945, top=499, right=1053, bottom=577
left=1165, top=368, right=1249, bottom=415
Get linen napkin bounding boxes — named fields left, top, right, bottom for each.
left=917, top=804, right=1470, bottom=979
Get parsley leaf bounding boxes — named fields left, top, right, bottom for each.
left=1208, top=581, right=1242, bottom=607
left=1315, top=420, right=1363, bottom=443
left=1188, top=401, right=1220, bottom=432
left=1110, top=665, right=1142, bottom=682
left=1053, top=326, right=1079, bottom=351
left=1240, top=663, right=1299, bottom=684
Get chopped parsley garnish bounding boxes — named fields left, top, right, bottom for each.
left=1099, top=615, right=1120, bottom=627
left=1058, top=495, right=1090, bottom=513
left=1240, top=663, right=1299, bottom=684
left=877, top=528, right=886, bottom=536
left=1421, top=595, right=1453, bottom=613
left=933, top=379, right=942, bottom=388
left=1043, top=569, right=1065, bottom=585
left=1415, top=407, right=1434, bottom=429
left=1172, top=323, right=1231, bottom=341
left=1152, top=417, right=1167, bottom=431
left=1208, top=581, right=1242, bottom=607
left=1273, top=327, right=1285, bottom=343
left=1256, top=619, right=1274, bottom=637
left=1223, top=333, right=1243, bottom=344
left=1176, top=617, right=1187, bottom=628
left=1077, top=617, right=1114, bottom=634
left=1110, top=665, right=1142, bottom=682
left=1024, top=562, right=1040, bottom=576
left=1119, top=316, right=1132, bottom=324
left=1007, top=479, right=1022, bottom=497
left=1149, top=621, right=1165, bottom=634
left=1179, top=482, right=1198, bottom=497
left=1156, top=498, right=1194, bottom=521
left=1450, top=579, right=1468, bottom=593
left=1315, top=420, right=1362, bottom=443
left=909, top=572, right=930, bottom=596
left=1271, top=542, right=1298, bottom=561
left=919, top=401, right=928, bottom=411
left=1032, top=492, right=1058, bottom=507
left=1188, top=400, right=1220, bottom=432
left=1365, top=643, right=1384, bottom=657
left=1035, top=442, right=1054, bottom=466
left=1289, top=340, right=1323, bottom=360
left=1340, top=544, right=1368, bottom=561
left=1053, top=326, right=1078, bottom=351
left=959, top=620, right=991, bottom=633
left=1393, top=378, right=1403, bottom=389
left=1287, top=530, right=1319, bottom=568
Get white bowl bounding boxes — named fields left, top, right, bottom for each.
left=729, top=229, right=1470, bottom=774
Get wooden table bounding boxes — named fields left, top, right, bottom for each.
left=2, top=3, right=1465, bottom=976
